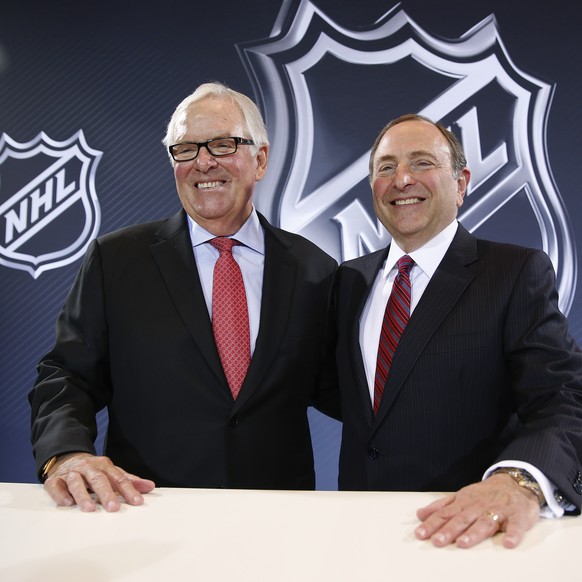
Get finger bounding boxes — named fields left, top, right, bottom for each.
left=107, top=471, right=153, bottom=507
left=125, top=474, right=156, bottom=495
left=502, top=527, right=524, bottom=549
left=63, top=471, right=100, bottom=512
left=423, top=510, right=478, bottom=547
left=415, top=499, right=460, bottom=542
left=43, top=475, right=75, bottom=507
left=82, top=469, right=123, bottom=512
left=456, top=511, right=503, bottom=549
left=89, top=468, right=156, bottom=509
left=416, top=494, right=455, bottom=521
left=501, top=510, right=538, bottom=549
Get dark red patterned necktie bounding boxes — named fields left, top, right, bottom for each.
left=210, top=237, right=250, bottom=399
left=373, top=255, right=414, bottom=414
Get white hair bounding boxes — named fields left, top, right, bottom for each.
left=162, top=82, right=269, bottom=162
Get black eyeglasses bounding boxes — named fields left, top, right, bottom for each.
left=168, top=137, right=255, bottom=162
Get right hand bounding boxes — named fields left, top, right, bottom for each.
left=43, top=452, right=156, bottom=512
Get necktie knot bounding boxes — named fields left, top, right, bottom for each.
left=397, top=254, right=414, bottom=276
left=210, top=237, right=241, bottom=254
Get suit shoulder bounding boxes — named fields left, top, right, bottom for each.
left=97, top=218, right=165, bottom=244
left=469, top=238, right=557, bottom=286
left=475, top=238, right=550, bottom=264
left=95, top=212, right=184, bottom=249
left=263, top=222, right=338, bottom=268
left=339, top=248, right=386, bottom=272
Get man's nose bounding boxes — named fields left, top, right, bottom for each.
left=194, top=146, right=218, bottom=169
left=393, top=164, right=414, bottom=188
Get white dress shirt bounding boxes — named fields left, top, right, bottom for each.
left=359, top=219, right=563, bottom=517
left=187, top=208, right=264, bottom=356
left=359, top=220, right=458, bottom=397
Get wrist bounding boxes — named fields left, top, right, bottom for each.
left=41, top=456, right=59, bottom=482
left=41, top=452, right=91, bottom=482
left=490, top=467, right=546, bottom=507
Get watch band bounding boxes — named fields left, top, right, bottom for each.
left=41, top=456, right=58, bottom=481
left=491, top=467, right=546, bottom=506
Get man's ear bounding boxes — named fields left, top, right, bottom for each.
left=255, top=145, right=269, bottom=181
left=456, top=167, right=471, bottom=208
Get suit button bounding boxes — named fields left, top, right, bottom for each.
left=573, top=471, right=582, bottom=494
left=367, top=447, right=379, bottom=460
left=229, top=416, right=240, bottom=427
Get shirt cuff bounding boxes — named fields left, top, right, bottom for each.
left=483, top=460, right=565, bottom=518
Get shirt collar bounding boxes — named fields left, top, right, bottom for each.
left=384, top=220, right=459, bottom=279
left=187, top=208, right=265, bottom=255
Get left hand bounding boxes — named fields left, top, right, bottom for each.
left=414, top=473, right=541, bottom=549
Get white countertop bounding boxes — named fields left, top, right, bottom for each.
left=0, top=482, right=579, bottom=581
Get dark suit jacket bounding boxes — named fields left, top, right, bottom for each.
left=30, top=210, right=339, bottom=489
left=335, top=224, right=582, bottom=511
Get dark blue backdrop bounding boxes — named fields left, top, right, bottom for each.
left=1, top=0, right=581, bottom=488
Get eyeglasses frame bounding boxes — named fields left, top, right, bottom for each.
left=168, top=136, right=255, bottom=162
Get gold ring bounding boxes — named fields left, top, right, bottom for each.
left=484, top=510, right=500, bottom=522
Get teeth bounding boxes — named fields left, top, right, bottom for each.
left=197, top=181, right=223, bottom=189
left=394, top=198, right=421, bottom=206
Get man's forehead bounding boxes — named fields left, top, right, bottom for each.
left=377, top=122, right=450, bottom=157
left=187, top=97, right=243, bottom=121
left=175, top=100, right=244, bottom=138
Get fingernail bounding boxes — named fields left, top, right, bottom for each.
left=416, top=527, right=427, bottom=538
left=433, top=533, right=446, bottom=545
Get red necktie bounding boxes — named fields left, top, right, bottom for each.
left=373, top=255, right=414, bottom=414
left=210, top=237, right=250, bottom=399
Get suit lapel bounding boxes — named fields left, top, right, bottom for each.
left=373, top=225, right=478, bottom=426
left=347, top=248, right=389, bottom=426
left=150, top=210, right=226, bottom=388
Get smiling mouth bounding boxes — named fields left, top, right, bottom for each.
left=197, top=181, right=225, bottom=190
left=392, top=197, right=424, bottom=206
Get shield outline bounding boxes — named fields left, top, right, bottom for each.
left=238, top=0, right=576, bottom=314
left=0, top=130, right=102, bottom=279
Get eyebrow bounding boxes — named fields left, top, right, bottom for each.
left=408, top=149, right=437, bottom=159
left=375, top=149, right=440, bottom=166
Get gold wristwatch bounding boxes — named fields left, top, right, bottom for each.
left=491, top=467, right=546, bottom=506
left=41, top=456, right=58, bottom=481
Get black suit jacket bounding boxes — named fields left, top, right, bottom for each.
left=335, top=224, right=582, bottom=511
left=30, top=210, right=339, bottom=489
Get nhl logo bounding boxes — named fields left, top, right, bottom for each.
left=239, top=1, right=576, bottom=314
left=0, top=130, right=102, bottom=278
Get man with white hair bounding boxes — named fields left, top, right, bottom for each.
left=30, top=82, right=340, bottom=511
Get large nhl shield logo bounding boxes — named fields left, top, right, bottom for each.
left=0, top=130, right=102, bottom=278
left=239, top=1, right=576, bottom=314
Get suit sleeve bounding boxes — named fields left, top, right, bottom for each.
left=499, top=249, right=582, bottom=512
left=29, top=239, right=112, bottom=479
left=310, top=267, right=341, bottom=421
